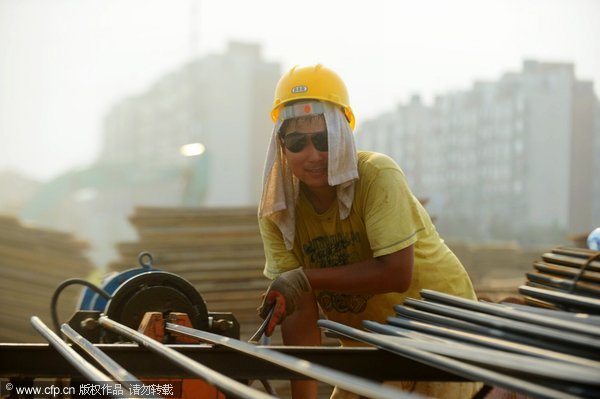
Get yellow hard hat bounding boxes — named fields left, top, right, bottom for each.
left=271, top=64, right=355, bottom=130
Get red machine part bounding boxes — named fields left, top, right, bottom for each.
left=139, top=312, right=225, bottom=399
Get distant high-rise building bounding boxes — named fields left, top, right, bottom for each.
left=357, top=95, right=432, bottom=195
left=593, top=102, right=600, bottom=227
left=101, top=41, right=280, bottom=206
left=19, top=42, right=280, bottom=267
left=356, top=60, right=599, bottom=246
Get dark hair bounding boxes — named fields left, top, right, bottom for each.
left=278, top=114, right=325, bottom=139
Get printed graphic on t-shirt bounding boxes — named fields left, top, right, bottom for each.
left=317, top=291, right=370, bottom=313
left=302, top=232, right=372, bottom=313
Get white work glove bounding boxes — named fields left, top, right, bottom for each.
left=258, top=268, right=311, bottom=336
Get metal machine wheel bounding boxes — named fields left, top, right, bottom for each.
left=103, top=271, right=209, bottom=343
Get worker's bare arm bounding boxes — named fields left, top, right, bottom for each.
left=304, top=244, right=414, bottom=295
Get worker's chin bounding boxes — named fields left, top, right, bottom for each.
left=300, top=175, right=329, bottom=190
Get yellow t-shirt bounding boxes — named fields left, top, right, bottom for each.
left=259, top=151, right=476, bottom=330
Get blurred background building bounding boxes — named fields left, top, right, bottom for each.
left=1, top=52, right=597, bottom=269
left=17, top=42, right=280, bottom=266
left=101, top=41, right=279, bottom=206
left=355, top=60, right=600, bottom=247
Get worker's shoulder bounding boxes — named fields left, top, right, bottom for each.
left=357, top=151, right=401, bottom=173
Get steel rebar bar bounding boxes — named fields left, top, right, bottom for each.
left=318, top=319, right=583, bottom=399
left=97, top=315, right=274, bottom=399
left=30, top=316, right=126, bottom=398
left=165, top=322, right=424, bottom=399
left=61, top=323, right=141, bottom=389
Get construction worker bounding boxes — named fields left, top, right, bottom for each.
left=258, top=64, right=481, bottom=399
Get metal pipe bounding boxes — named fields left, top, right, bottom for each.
left=404, top=297, right=600, bottom=352
left=393, top=304, right=594, bottom=359
left=60, top=324, right=141, bottom=388
left=420, top=289, right=600, bottom=337
left=380, top=316, right=600, bottom=368
left=30, top=317, right=125, bottom=398
left=98, top=316, right=274, bottom=399
left=542, top=252, right=600, bottom=272
left=519, top=285, right=600, bottom=314
left=489, top=301, right=600, bottom=326
left=166, top=322, right=423, bottom=399
left=318, top=319, right=583, bottom=399
left=362, top=321, right=600, bottom=385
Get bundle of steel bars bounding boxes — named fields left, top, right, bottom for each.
left=521, top=246, right=600, bottom=312
left=319, top=287, right=600, bottom=399
left=14, top=316, right=427, bottom=399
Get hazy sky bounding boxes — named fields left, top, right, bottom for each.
left=1, top=0, right=599, bottom=181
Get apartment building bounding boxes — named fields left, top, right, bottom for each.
left=355, top=60, right=599, bottom=245
left=101, top=42, right=280, bottom=206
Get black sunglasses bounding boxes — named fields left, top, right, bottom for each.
left=282, top=131, right=328, bottom=153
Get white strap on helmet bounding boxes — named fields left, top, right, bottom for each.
left=279, top=101, right=325, bottom=121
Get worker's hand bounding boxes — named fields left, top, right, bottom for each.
left=258, top=268, right=311, bottom=336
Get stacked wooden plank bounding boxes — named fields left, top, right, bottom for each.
left=0, top=216, right=94, bottom=342
left=110, top=206, right=272, bottom=342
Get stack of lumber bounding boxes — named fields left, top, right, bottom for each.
left=522, top=246, right=600, bottom=307
left=110, top=207, right=271, bottom=342
left=0, top=216, right=94, bottom=342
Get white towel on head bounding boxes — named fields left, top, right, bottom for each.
left=258, top=102, right=358, bottom=250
